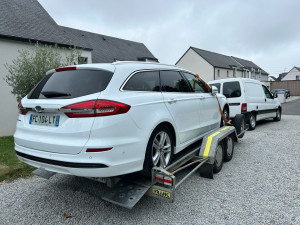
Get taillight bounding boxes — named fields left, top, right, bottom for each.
left=18, top=102, right=27, bottom=115
left=241, top=103, right=247, bottom=113
left=55, top=66, right=76, bottom=72
left=61, top=100, right=131, bottom=118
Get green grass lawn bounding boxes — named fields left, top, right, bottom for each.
left=0, top=136, right=34, bottom=182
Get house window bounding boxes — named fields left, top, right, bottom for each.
left=217, top=69, right=220, bottom=77
left=296, top=75, right=299, bottom=80
left=78, top=57, right=88, bottom=64
left=233, top=70, right=236, bottom=77
left=227, top=71, right=229, bottom=77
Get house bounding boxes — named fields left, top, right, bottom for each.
left=277, top=72, right=288, bottom=81
left=60, top=26, right=157, bottom=63
left=176, top=47, right=268, bottom=82
left=281, top=67, right=300, bottom=81
left=268, top=76, right=277, bottom=81
left=0, top=0, right=157, bottom=136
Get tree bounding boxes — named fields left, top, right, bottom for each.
left=4, top=43, right=84, bottom=102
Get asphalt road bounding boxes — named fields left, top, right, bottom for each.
left=1, top=115, right=300, bottom=224
left=282, top=98, right=300, bottom=115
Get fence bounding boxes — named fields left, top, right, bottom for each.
left=270, top=80, right=300, bottom=96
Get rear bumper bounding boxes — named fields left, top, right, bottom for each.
left=15, top=143, right=143, bottom=177
left=15, top=151, right=108, bottom=168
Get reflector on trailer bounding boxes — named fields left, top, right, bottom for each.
left=155, top=174, right=163, bottom=183
left=163, top=176, right=172, bottom=186
left=155, top=173, right=173, bottom=186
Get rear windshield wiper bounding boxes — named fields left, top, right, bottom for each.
left=41, top=91, right=71, bottom=98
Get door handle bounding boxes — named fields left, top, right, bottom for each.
left=167, top=99, right=177, bottom=104
left=199, top=96, right=205, bottom=100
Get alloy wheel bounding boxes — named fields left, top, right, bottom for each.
left=152, top=131, right=172, bottom=168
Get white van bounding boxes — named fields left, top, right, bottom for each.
left=208, top=78, right=281, bottom=130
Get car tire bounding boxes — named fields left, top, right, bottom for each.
left=233, top=114, right=245, bottom=138
left=248, top=113, right=256, bottom=130
left=224, top=135, right=234, bottom=162
left=141, top=125, right=174, bottom=177
left=213, top=141, right=224, bottom=173
left=273, top=108, right=281, bottom=121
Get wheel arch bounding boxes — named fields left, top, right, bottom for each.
left=223, top=103, right=229, bottom=112
left=153, top=121, right=177, bottom=147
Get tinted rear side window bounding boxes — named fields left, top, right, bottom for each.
left=160, top=71, right=190, bottom=92
left=29, top=70, right=113, bottom=99
left=210, top=83, right=220, bottom=93
left=123, top=71, right=160, bottom=91
left=223, top=82, right=241, bottom=98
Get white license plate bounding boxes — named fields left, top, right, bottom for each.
left=29, top=114, right=60, bottom=127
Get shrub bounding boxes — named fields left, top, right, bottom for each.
left=4, top=43, right=84, bottom=101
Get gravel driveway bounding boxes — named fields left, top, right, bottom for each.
left=1, top=115, right=299, bottom=225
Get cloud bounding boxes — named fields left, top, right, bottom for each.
left=38, top=0, right=300, bottom=76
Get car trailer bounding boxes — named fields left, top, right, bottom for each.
left=33, top=114, right=246, bottom=209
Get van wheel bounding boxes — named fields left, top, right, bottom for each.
left=141, top=125, right=174, bottom=177
left=213, top=142, right=224, bottom=173
left=233, top=114, right=245, bottom=138
left=273, top=108, right=281, bottom=121
left=249, top=113, right=256, bottom=130
left=224, top=135, right=234, bottom=162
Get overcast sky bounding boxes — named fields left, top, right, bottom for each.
left=38, top=0, right=300, bottom=77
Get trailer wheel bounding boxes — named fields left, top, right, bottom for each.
left=141, top=125, right=174, bottom=177
left=224, top=135, right=234, bottom=162
left=234, top=114, right=245, bottom=138
left=213, top=142, right=224, bottom=173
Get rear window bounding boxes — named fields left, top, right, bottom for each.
left=223, top=81, right=241, bottom=98
left=29, top=70, right=113, bottom=99
left=210, top=83, right=220, bottom=93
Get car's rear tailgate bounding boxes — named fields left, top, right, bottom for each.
left=14, top=96, right=98, bottom=155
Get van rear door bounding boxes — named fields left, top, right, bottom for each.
left=222, top=81, right=242, bottom=117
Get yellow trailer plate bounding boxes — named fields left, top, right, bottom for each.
left=153, top=188, right=171, bottom=199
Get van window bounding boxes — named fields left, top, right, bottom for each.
left=210, top=83, right=220, bottom=93
left=223, top=82, right=241, bottom=98
left=123, top=71, right=160, bottom=91
left=262, top=85, right=272, bottom=99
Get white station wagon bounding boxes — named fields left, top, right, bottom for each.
left=14, top=62, right=229, bottom=177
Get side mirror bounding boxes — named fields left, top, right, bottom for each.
left=273, top=93, right=278, bottom=98
left=211, top=86, right=218, bottom=95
